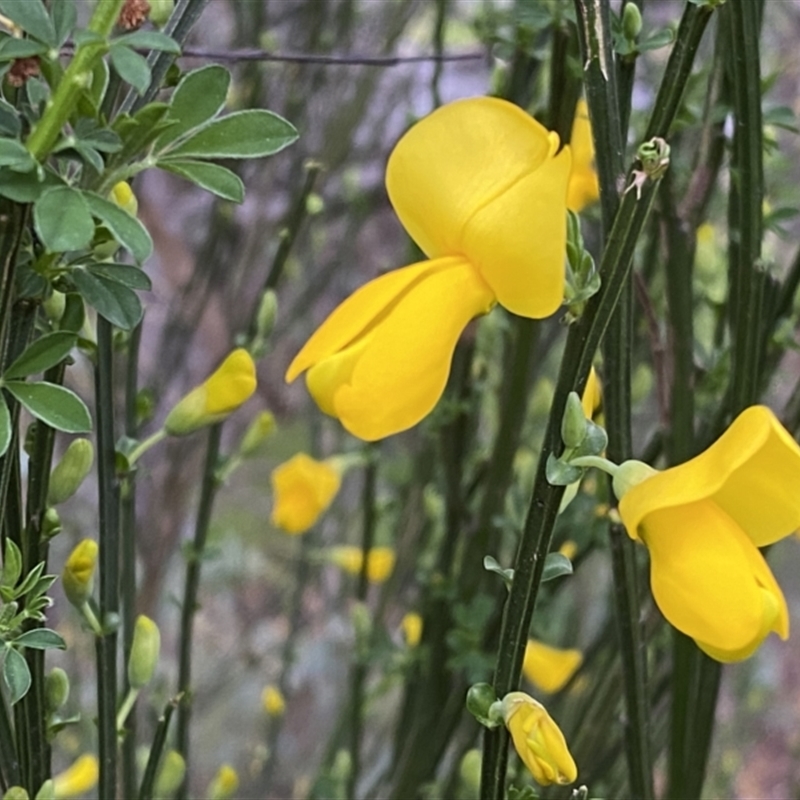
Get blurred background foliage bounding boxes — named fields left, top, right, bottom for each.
left=44, top=1, right=800, bottom=798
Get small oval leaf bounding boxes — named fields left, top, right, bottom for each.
left=82, top=191, right=153, bottom=263
left=13, top=629, right=66, bottom=650
left=542, top=553, right=573, bottom=583
left=34, top=186, right=95, bottom=252
left=71, top=268, right=143, bottom=330
left=4, top=381, right=91, bottom=433
left=3, top=332, right=76, bottom=380
left=3, top=647, right=32, bottom=705
left=158, top=158, right=244, bottom=202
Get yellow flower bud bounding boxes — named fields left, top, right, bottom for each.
left=328, top=546, right=396, bottom=584
left=270, top=453, right=341, bottom=534
left=558, top=540, right=578, bottom=561
left=261, top=684, right=285, bottom=717
left=164, top=349, right=257, bottom=436
left=62, top=539, right=98, bottom=608
left=154, top=750, right=186, bottom=798
left=522, top=640, right=583, bottom=694
left=400, top=612, right=423, bottom=647
left=501, top=692, right=577, bottom=786
left=109, top=181, right=138, bottom=216
left=239, top=411, right=276, bottom=458
left=48, top=439, right=94, bottom=506
left=207, top=764, right=239, bottom=800
left=128, top=615, right=161, bottom=689
left=52, top=754, right=99, bottom=799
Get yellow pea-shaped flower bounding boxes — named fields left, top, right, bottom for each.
left=270, top=453, right=341, bottom=534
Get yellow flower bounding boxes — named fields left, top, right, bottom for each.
left=401, top=611, right=423, bottom=647
left=62, top=539, right=98, bottom=608
left=261, top=684, right=286, bottom=717
left=164, top=348, right=257, bottom=436
left=53, top=754, right=99, bottom=799
left=566, top=99, right=600, bottom=213
left=328, top=545, right=396, bottom=583
left=501, top=692, right=577, bottom=786
left=287, top=97, right=571, bottom=440
left=617, top=405, right=800, bottom=662
left=109, top=181, right=138, bottom=216
left=522, top=640, right=583, bottom=694
left=558, top=540, right=578, bottom=561
left=581, top=366, right=602, bottom=419
left=207, top=764, right=239, bottom=800
left=270, top=453, right=341, bottom=534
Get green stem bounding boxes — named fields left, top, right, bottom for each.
left=116, top=687, right=140, bottom=732
left=346, top=454, right=377, bottom=800
left=0, top=689, right=20, bottom=789
left=95, top=316, right=121, bottom=800
left=26, top=0, right=125, bottom=161
left=569, top=455, right=618, bottom=475
left=138, top=698, right=177, bottom=800
left=127, top=429, right=167, bottom=466
left=174, top=423, right=223, bottom=800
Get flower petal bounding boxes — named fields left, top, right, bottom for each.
left=461, top=146, right=572, bottom=317
left=567, top=99, right=600, bottom=213
left=386, top=96, right=564, bottom=266
left=642, top=499, right=788, bottom=659
left=619, top=405, right=800, bottom=546
left=523, top=640, right=583, bottom=694
left=312, top=257, right=494, bottom=440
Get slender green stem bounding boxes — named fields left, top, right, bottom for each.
left=569, top=455, right=618, bottom=475
left=95, top=316, right=121, bottom=800
left=346, top=454, right=377, bottom=800
left=127, top=429, right=167, bottom=466
left=26, top=0, right=125, bottom=161
left=430, top=0, right=448, bottom=108
left=0, top=690, right=20, bottom=789
left=116, top=687, right=140, bottom=732
left=138, top=698, right=177, bottom=800
left=175, top=424, right=223, bottom=800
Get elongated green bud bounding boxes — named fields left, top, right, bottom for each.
left=239, top=411, right=276, bottom=457
left=622, top=2, right=643, bottom=40
left=561, top=392, right=588, bottom=449
left=128, top=615, right=161, bottom=689
left=48, top=439, right=94, bottom=505
left=154, top=750, right=186, bottom=798
left=45, top=667, right=70, bottom=714
left=148, top=0, right=174, bottom=27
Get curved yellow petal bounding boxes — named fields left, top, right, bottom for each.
left=619, top=405, right=800, bottom=546
left=522, top=640, right=583, bottom=694
left=461, top=146, right=572, bottom=317
left=566, top=99, right=600, bottom=213
left=306, top=257, right=494, bottom=441
left=642, top=499, right=787, bottom=658
left=286, top=261, right=438, bottom=383
left=386, top=97, right=559, bottom=260
left=270, top=453, right=341, bottom=534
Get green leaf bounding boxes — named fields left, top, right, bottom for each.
left=12, top=629, right=66, bottom=651
left=158, top=158, right=244, bottom=202
left=0, top=167, right=63, bottom=203
left=0, top=391, right=9, bottom=458
left=82, top=191, right=153, bottom=263
left=73, top=118, right=122, bottom=153
left=1, top=539, right=22, bottom=589
left=52, top=0, right=77, bottom=47
left=0, top=138, right=35, bottom=171
left=158, top=64, right=231, bottom=147
left=110, top=44, right=152, bottom=96
left=483, top=555, right=514, bottom=590
left=0, top=98, right=20, bottom=137
left=0, top=37, right=48, bottom=59
left=33, top=186, right=95, bottom=252
left=3, top=332, right=76, bottom=379
left=0, top=0, right=55, bottom=46
left=71, top=269, right=143, bottom=330
left=542, top=552, right=573, bottom=583
left=545, top=453, right=584, bottom=486
left=60, top=293, right=86, bottom=334
left=111, top=102, right=173, bottom=164
left=88, top=263, right=151, bottom=290
left=3, top=647, right=31, bottom=705
left=78, top=57, right=110, bottom=117
left=4, top=381, right=91, bottom=433
left=114, top=30, right=180, bottom=54
left=165, top=110, right=298, bottom=160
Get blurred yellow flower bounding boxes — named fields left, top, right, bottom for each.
left=558, top=540, right=578, bottom=561
left=164, top=348, right=257, bottom=436
left=401, top=611, right=423, bottom=647
left=522, top=640, right=583, bottom=694
left=207, top=764, right=239, bottom=800
left=566, top=99, right=600, bottom=213
left=328, top=545, right=396, bottom=584
left=109, top=180, right=138, bottom=216
left=62, top=539, right=98, bottom=608
left=53, top=754, right=99, bottom=799
left=287, top=97, right=571, bottom=440
left=261, top=684, right=286, bottom=717
left=618, top=405, right=800, bottom=662
left=270, top=453, right=341, bottom=534
left=501, top=692, right=577, bottom=786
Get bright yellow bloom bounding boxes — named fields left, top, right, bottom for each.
left=618, top=405, right=800, bottom=662
left=328, top=546, right=396, bottom=583
left=164, top=349, right=257, bottom=436
left=566, top=99, right=599, bottom=213
left=62, top=539, right=98, bottom=608
left=522, top=640, right=583, bottom=694
left=53, top=754, right=99, bottom=799
left=401, top=611, right=423, bottom=647
left=270, top=453, right=341, bottom=534
left=581, top=366, right=602, bottom=419
left=261, top=684, right=286, bottom=717
left=501, top=692, right=577, bottom=786
left=287, top=97, right=571, bottom=440
left=207, top=764, right=239, bottom=800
